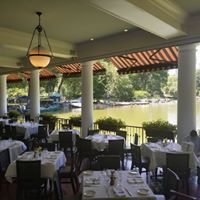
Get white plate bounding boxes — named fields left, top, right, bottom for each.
left=128, top=171, right=138, bottom=175
left=135, top=178, right=143, bottom=183
left=127, top=179, right=135, bottom=184
left=83, top=190, right=95, bottom=197
left=83, top=170, right=93, bottom=175
left=137, top=188, right=149, bottom=195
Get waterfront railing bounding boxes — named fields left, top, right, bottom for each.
left=55, top=117, right=146, bottom=145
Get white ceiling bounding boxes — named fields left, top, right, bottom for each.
left=1, top=0, right=200, bottom=74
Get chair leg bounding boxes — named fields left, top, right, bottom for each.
left=71, top=177, right=76, bottom=194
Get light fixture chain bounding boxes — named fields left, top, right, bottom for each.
left=26, top=28, right=37, bottom=56
left=43, top=29, right=53, bottom=57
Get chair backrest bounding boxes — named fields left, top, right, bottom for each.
left=98, top=155, right=121, bottom=170
left=130, top=143, right=142, bottom=166
left=0, top=148, right=10, bottom=173
left=16, top=160, right=41, bottom=184
left=4, top=125, right=12, bottom=139
left=77, top=138, right=92, bottom=154
left=38, top=124, right=48, bottom=139
left=166, top=153, right=190, bottom=175
left=88, top=129, right=99, bottom=136
left=164, top=168, right=180, bottom=199
left=134, top=133, right=139, bottom=145
left=116, top=130, right=127, bottom=140
left=59, top=131, right=73, bottom=149
left=108, top=139, right=124, bottom=155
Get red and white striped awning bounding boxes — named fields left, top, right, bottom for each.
left=7, top=46, right=178, bottom=82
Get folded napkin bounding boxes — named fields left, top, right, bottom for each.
left=148, top=143, right=160, bottom=148
left=165, top=143, right=181, bottom=152
left=113, top=187, right=126, bottom=197
left=84, top=177, right=100, bottom=186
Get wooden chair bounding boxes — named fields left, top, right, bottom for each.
left=58, top=133, right=79, bottom=195
left=16, top=160, right=47, bottom=200
left=76, top=138, right=94, bottom=171
left=0, top=148, right=10, bottom=190
left=168, top=190, right=197, bottom=200
left=58, top=131, right=74, bottom=157
left=37, top=124, right=49, bottom=143
left=97, top=155, right=121, bottom=170
left=108, top=139, right=125, bottom=169
left=130, top=143, right=150, bottom=177
left=166, top=153, right=190, bottom=194
left=163, top=168, right=180, bottom=199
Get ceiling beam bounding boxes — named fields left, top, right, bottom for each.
left=87, top=0, right=186, bottom=39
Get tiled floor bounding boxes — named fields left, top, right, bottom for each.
left=1, top=157, right=200, bottom=200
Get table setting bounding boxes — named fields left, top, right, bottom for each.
left=48, top=129, right=79, bottom=143
left=141, top=142, right=197, bottom=172
left=0, top=139, right=27, bottom=162
left=5, top=150, right=66, bottom=182
left=81, top=170, right=156, bottom=199
left=85, top=134, right=124, bottom=151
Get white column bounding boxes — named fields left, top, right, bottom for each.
left=30, top=69, right=40, bottom=122
left=0, top=75, right=7, bottom=116
left=81, top=61, right=94, bottom=138
left=177, top=44, right=196, bottom=143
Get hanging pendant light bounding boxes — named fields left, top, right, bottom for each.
left=26, top=12, right=53, bottom=68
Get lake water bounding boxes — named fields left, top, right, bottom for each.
left=52, top=100, right=200, bottom=129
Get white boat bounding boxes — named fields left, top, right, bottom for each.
left=70, top=98, right=82, bottom=108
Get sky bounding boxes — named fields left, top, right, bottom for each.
left=168, top=45, right=200, bottom=75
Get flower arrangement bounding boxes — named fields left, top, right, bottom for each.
left=142, top=119, right=177, bottom=132
left=142, top=119, right=177, bottom=141
left=69, top=115, right=81, bottom=127
left=96, top=117, right=125, bottom=131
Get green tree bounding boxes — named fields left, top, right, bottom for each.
left=133, top=90, right=150, bottom=99
left=62, top=77, right=81, bottom=99
left=196, top=69, right=200, bottom=96
left=164, top=75, right=177, bottom=98
left=129, top=71, right=168, bottom=97
left=113, top=75, right=133, bottom=101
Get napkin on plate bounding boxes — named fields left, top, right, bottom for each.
left=84, top=177, right=100, bottom=186
left=113, top=187, right=126, bottom=197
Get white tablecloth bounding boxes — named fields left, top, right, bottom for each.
left=141, top=142, right=198, bottom=172
left=48, top=129, right=79, bottom=143
left=81, top=170, right=156, bottom=200
left=0, top=140, right=27, bottom=162
left=10, top=122, right=40, bottom=139
left=85, top=134, right=124, bottom=151
left=5, top=150, right=66, bottom=182
left=0, top=118, right=9, bottom=124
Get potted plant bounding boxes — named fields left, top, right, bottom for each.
left=96, top=117, right=125, bottom=131
left=142, top=119, right=177, bottom=141
left=69, top=115, right=81, bottom=127
left=8, top=110, right=21, bottom=121
left=39, top=113, right=57, bottom=132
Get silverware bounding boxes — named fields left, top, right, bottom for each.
left=124, top=187, right=132, bottom=196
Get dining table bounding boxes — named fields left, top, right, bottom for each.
left=5, top=150, right=66, bottom=182
left=81, top=170, right=156, bottom=200
left=0, top=139, right=27, bottom=162
left=85, top=134, right=125, bottom=152
left=141, top=142, right=198, bottom=172
left=9, top=121, right=41, bottom=139
left=48, top=129, right=80, bottom=143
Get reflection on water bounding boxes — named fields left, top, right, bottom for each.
left=52, top=100, right=200, bottom=129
